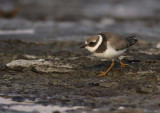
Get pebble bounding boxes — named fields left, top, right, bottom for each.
left=156, top=42, right=160, bottom=49
left=136, top=87, right=153, bottom=93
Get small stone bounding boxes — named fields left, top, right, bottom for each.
left=12, top=96, right=25, bottom=102
left=89, top=83, right=99, bottom=87
left=100, top=82, right=119, bottom=88
left=118, top=106, right=125, bottom=110
left=23, top=54, right=37, bottom=59
left=114, top=108, right=144, bottom=113
left=156, top=42, right=160, bottom=49
left=155, top=86, right=160, bottom=93
left=136, top=87, right=153, bottom=93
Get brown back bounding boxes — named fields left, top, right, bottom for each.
left=99, top=32, right=136, bottom=51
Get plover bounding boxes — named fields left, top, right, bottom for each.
left=81, top=32, right=137, bottom=77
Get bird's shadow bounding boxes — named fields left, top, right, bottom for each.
left=82, top=59, right=140, bottom=71
left=82, top=61, right=117, bottom=71
left=93, top=61, right=119, bottom=70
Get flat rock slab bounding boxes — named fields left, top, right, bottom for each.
left=6, top=59, right=73, bottom=73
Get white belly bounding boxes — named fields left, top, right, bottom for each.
left=93, top=42, right=126, bottom=59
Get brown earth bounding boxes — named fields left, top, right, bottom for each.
left=0, top=39, right=160, bottom=113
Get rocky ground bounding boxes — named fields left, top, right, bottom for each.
left=0, top=0, right=160, bottom=113
left=0, top=39, right=160, bottom=113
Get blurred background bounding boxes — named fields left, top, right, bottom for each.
left=0, top=0, right=160, bottom=42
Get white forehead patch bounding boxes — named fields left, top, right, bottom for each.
left=86, top=35, right=103, bottom=52
left=92, top=40, right=96, bottom=43
left=85, top=39, right=96, bottom=44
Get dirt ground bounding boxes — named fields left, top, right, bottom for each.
left=0, top=39, right=160, bottom=113
left=0, top=0, right=160, bottom=112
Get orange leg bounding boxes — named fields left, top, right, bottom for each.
left=119, top=61, right=128, bottom=68
left=98, top=60, right=115, bottom=77
left=117, top=58, right=128, bottom=68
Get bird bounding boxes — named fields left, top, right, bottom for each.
left=80, top=32, right=137, bottom=77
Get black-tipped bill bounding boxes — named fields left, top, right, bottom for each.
left=80, top=44, right=87, bottom=48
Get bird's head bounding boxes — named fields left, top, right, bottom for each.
left=80, top=35, right=102, bottom=52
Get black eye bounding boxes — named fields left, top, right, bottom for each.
left=89, top=42, right=95, bottom=45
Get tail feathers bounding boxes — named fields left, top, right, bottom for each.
left=125, top=36, right=137, bottom=46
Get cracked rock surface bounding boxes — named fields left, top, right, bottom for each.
left=6, top=59, right=74, bottom=73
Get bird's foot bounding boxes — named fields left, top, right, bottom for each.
left=120, top=62, right=128, bottom=68
left=97, top=60, right=115, bottom=77
left=97, top=71, right=107, bottom=77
